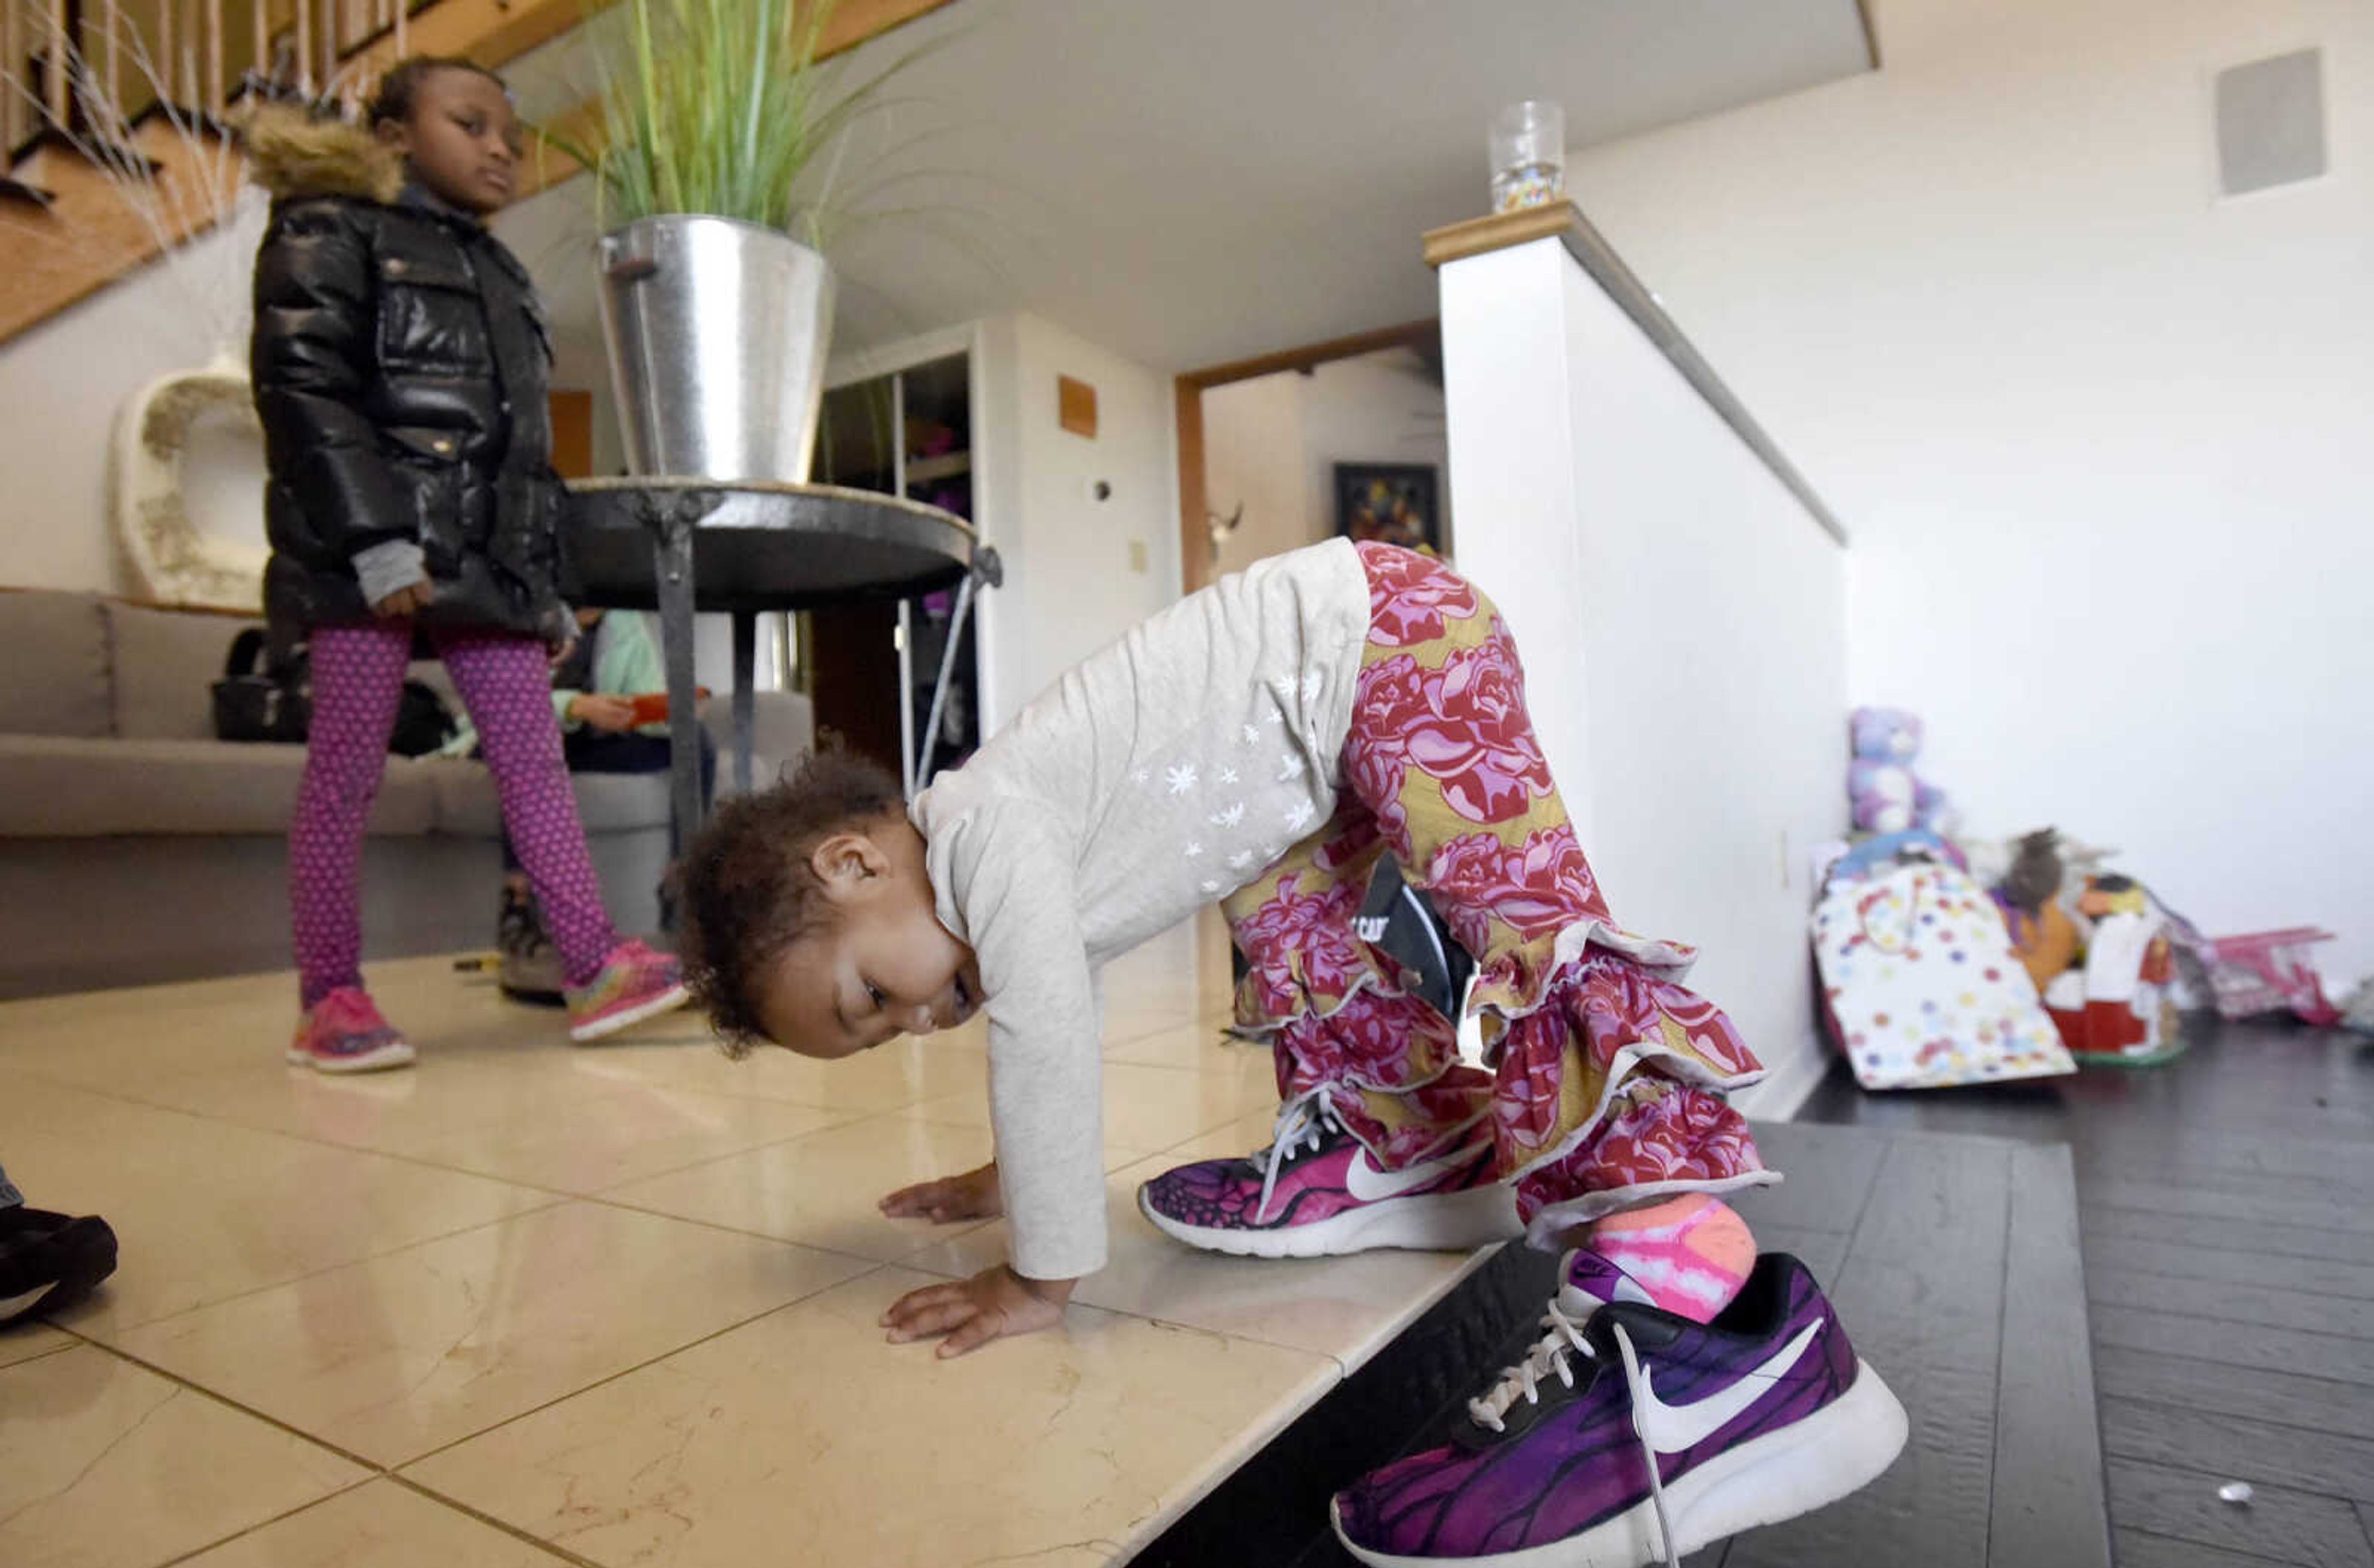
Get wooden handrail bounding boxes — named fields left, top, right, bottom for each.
left=1423, top=201, right=1852, bottom=548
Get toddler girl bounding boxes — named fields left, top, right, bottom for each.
left=681, top=539, right=1904, bottom=1567
left=250, top=58, right=687, bottom=1069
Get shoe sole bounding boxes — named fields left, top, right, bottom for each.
left=569, top=981, right=692, bottom=1044
left=1332, top=1357, right=1911, bottom=1567
left=1138, top=1181, right=1519, bottom=1258
left=285, top=1041, right=417, bottom=1073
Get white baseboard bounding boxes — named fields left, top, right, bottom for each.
left=1729, top=1033, right=1831, bottom=1124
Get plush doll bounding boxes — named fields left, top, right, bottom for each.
left=1995, top=828, right=2081, bottom=991
left=2049, top=873, right=2181, bottom=1056
left=1849, top=707, right=1950, bottom=834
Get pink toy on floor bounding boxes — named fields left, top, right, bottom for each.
left=2202, top=928, right=2341, bottom=1027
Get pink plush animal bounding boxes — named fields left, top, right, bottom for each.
left=1849, top=707, right=1949, bottom=834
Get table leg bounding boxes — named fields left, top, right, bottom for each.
left=915, top=572, right=976, bottom=793
left=896, top=598, right=917, bottom=799
left=730, top=610, right=756, bottom=795
left=652, top=510, right=704, bottom=862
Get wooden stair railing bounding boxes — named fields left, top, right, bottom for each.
left=1, top=0, right=956, bottom=347
left=0, top=0, right=594, bottom=346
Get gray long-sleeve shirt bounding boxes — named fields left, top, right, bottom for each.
left=911, top=538, right=1371, bottom=1279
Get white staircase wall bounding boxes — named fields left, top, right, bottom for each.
left=1439, top=232, right=1848, bottom=1116
left=0, top=221, right=261, bottom=595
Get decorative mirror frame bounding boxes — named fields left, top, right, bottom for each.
left=112, top=362, right=268, bottom=611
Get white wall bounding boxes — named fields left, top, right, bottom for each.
left=0, top=220, right=262, bottom=593
left=1564, top=0, right=2374, bottom=981
left=1202, top=349, right=1451, bottom=580
left=1203, top=371, right=1307, bottom=580
left=1559, top=260, right=1848, bottom=1118
left=1300, top=352, right=1452, bottom=554
left=1440, top=237, right=1849, bottom=1117
left=977, top=312, right=1178, bottom=727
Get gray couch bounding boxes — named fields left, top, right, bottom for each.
left=0, top=588, right=811, bottom=1000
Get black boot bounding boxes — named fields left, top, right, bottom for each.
left=496, top=886, right=565, bottom=1006
left=1, top=1205, right=118, bottom=1327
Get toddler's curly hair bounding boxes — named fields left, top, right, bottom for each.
left=679, top=742, right=905, bottom=1056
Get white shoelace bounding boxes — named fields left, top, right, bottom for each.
left=1467, top=1303, right=1681, bottom=1568
left=1250, top=1084, right=1340, bottom=1224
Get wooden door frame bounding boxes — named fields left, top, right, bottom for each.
left=1174, top=318, right=1440, bottom=595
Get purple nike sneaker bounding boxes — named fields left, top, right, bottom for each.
left=1332, top=1250, right=1908, bottom=1567
left=1137, top=1087, right=1518, bottom=1258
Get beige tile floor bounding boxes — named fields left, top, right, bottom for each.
left=0, top=918, right=1502, bottom=1567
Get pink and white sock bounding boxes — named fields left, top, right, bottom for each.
left=1573, top=1194, right=1755, bottom=1324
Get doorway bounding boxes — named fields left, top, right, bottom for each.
left=1173, top=320, right=1446, bottom=593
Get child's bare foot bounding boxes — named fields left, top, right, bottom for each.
left=880, top=1161, right=1002, bottom=1223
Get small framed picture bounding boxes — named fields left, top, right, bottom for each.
left=1334, top=463, right=1440, bottom=553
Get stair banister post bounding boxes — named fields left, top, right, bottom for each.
left=2, top=0, right=19, bottom=153
left=45, top=0, right=72, bottom=124
left=101, top=0, right=120, bottom=112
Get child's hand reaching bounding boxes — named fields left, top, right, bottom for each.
left=879, top=1160, right=1002, bottom=1223
left=882, top=1265, right=1074, bottom=1358
left=566, top=693, right=639, bottom=733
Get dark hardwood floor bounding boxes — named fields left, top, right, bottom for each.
left=1802, top=1014, right=2374, bottom=1568
left=1136, top=1013, right=2371, bottom=1567
left=1139, top=1119, right=2108, bottom=1567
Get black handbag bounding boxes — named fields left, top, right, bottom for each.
left=210, top=630, right=454, bottom=755
left=211, top=628, right=310, bottom=744
left=388, top=677, right=456, bottom=758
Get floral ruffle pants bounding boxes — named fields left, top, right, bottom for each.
left=1222, top=543, right=1775, bottom=1239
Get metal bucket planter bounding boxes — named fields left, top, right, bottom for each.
left=594, top=214, right=835, bottom=483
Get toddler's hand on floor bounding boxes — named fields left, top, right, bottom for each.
left=881, top=1265, right=1073, bottom=1358
left=880, top=1161, right=1001, bottom=1223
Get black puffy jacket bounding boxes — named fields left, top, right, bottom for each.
left=247, top=111, right=572, bottom=643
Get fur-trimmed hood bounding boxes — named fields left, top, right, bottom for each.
left=241, top=105, right=404, bottom=204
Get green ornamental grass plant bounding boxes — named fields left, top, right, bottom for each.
left=557, top=0, right=925, bottom=247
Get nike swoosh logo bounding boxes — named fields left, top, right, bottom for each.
left=1632, top=1318, right=1824, bottom=1454
left=1343, top=1148, right=1464, bottom=1203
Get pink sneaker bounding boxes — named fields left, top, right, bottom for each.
left=566, top=938, right=691, bottom=1043
left=1137, top=1086, right=1517, bottom=1258
left=287, top=986, right=416, bottom=1074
